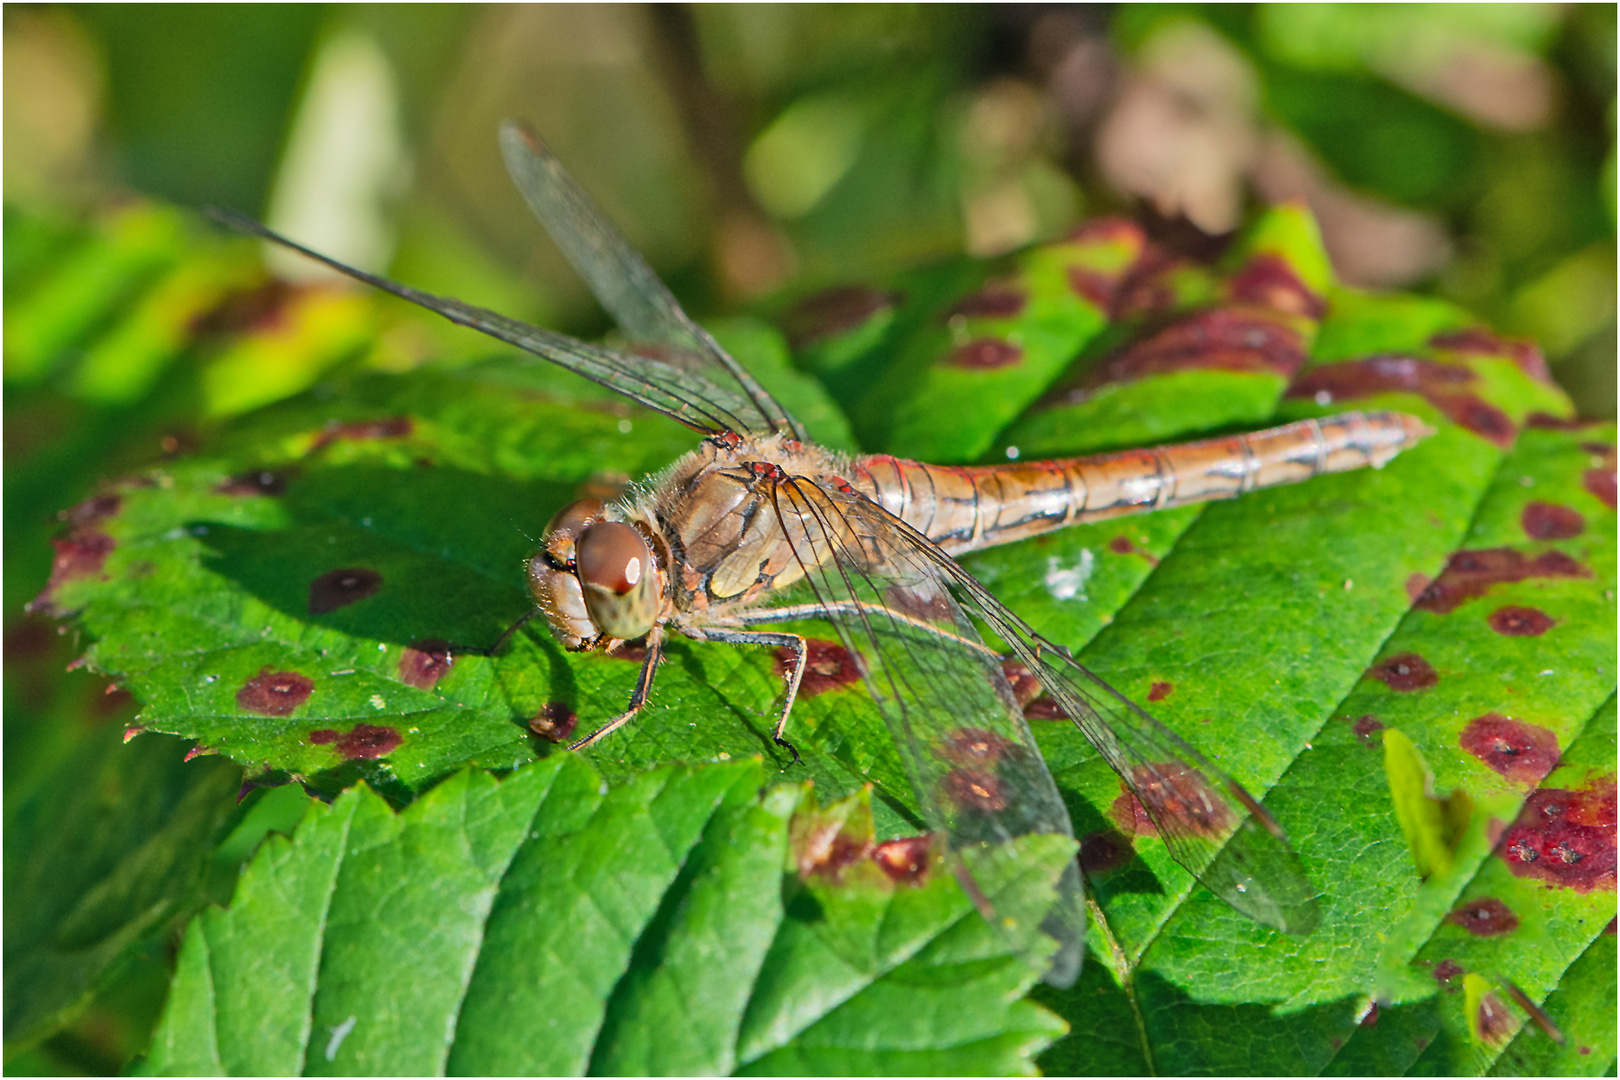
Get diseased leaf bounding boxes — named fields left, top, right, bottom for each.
left=18, top=194, right=1615, bottom=1076
left=138, top=762, right=1072, bottom=1076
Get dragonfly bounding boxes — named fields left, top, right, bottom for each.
left=214, top=121, right=1431, bottom=988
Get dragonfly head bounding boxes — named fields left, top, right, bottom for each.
left=529, top=498, right=660, bottom=648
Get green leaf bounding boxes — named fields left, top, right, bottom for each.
left=19, top=195, right=1614, bottom=1075
left=137, top=762, right=1072, bottom=1075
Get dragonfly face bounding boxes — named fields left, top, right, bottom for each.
left=528, top=497, right=663, bottom=648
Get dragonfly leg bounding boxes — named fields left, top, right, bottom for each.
left=444, top=606, right=540, bottom=658
left=687, top=627, right=807, bottom=766
left=567, top=625, right=665, bottom=751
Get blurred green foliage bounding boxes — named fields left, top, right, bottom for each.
left=3, top=4, right=1614, bottom=1074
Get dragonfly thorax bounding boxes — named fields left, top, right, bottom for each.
left=529, top=498, right=663, bottom=649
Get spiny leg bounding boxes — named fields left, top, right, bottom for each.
left=728, top=600, right=1000, bottom=659
left=686, top=628, right=808, bottom=766
left=568, top=624, right=666, bottom=751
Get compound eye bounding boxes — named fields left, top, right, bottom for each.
left=542, top=497, right=606, bottom=567
left=575, top=521, right=658, bottom=641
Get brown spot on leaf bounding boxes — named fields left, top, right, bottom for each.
left=1360, top=1003, right=1380, bottom=1027
left=780, top=285, right=900, bottom=349
left=61, top=494, right=122, bottom=528
left=1488, top=605, right=1554, bottom=637
left=309, top=416, right=413, bottom=450
left=1024, top=695, right=1068, bottom=720
left=1079, top=830, right=1135, bottom=874
left=529, top=702, right=578, bottom=743
left=1369, top=652, right=1438, bottom=692
left=217, top=468, right=293, bottom=497
left=1429, top=327, right=1550, bottom=383
left=1433, top=959, right=1464, bottom=984
left=945, top=282, right=1026, bottom=320
left=1440, top=395, right=1517, bottom=447
left=398, top=639, right=453, bottom=690
left=872, top=835, right=932, bottom=885
left=1225, top=253, right=1326, bottom=319
left=945, top=338, right=1023, bottom=370
left=1147, top=681, right=1173, bottom=702
left=310, top=723, right=402, bottom=760
left=943, top=769, right=1007, bottom=813
left=1522, top=501, right=1584, bottom=540
left=238, top=670, right=314, bottom=716
left=1067, top=265, right=1119, bottom=310
left=776, top=639, right=861, bottom=697
left=1415, top=548, right=1591, bottom=614
left=308, top=568, right=382, bottom=615
left=1445, top=897, right=1519, bottom=936
left=1500, top=777, right=1617, bottom=892
left=1001, top=659, right=1043, bottom=708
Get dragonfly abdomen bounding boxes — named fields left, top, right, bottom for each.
left=854, top=410, right=1432, bottom=557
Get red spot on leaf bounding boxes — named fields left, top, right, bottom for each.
left=776, top=639, right=861, bottom=697
left=1286, top=356, right=1518, bottom=446
left=1147, top=681, right=1173, bottom=702
left=1499, top=777, right=1617, bottom=892
left=1429, top=327, right=1550, bottom=383
left=944, top=769, right=1007, bottom=813
left=1415, top=548, right=1591, bottom=614
left=308, top=568, right=383, bottom=615
left=310, top=416, right=413, bottom=450
left=1488, top=605, right=1554, bottom=637
left=1116, top=764, right=1235, bottom=838
left=945, top=338, right=1023, bottom=370
left=30, top=530, right=116, bottom=615
left=1089, top=308, right=1306, bottom=387
left=1225, top=253, right=1326, bottom=319
left=1024, top=696, right=1067, bottom=720
left=1433, top=959, right=1464, bottom=984
left=529, top=702, right=578, bottom=743
left=1108, top=534, right=1159, bottom=565
left=1001, top=659, right=1042, bottom=708
left=942, top=728, right=1015, bottom=766
left=945, top=283, right=1026, bottom=320
left=1067, top=265, right=1119, bottom=310
left=780, top=285, right=900, bottom=349
left=1526, top=412, right=1589, bottom=430
left=1584, top=467, right=1617, bottom=509
left=1476, top=989, right=1514, bottom=1045
left=398, top=639, right=453, bottom=690
left=1445, top=897, right=1519, bottom=936
left=217, top=468, right=293, bottom=497
left=311, top=723, right=402, bottom=760
left=1405, top=572, right=1432, bottom=602
left=1369, top=652, right=1438, bottom=692
left=238, top=670, right=314, bottom=716
left=872, top=835, right=932, bottom=885
left=192, top=279, right=297, bottom=335
left=1522, top=501, right=1585, bottom=540
left=1352, top=714, right=1385, bottom=745
left=1079, top=830, right=1135, bottom=873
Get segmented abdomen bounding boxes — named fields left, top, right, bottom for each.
left=850, top=410, right=1432, bottom=557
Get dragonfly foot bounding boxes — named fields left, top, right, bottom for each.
left=774, top=735, right=803, bottom=767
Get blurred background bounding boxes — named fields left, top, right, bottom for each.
left=3, top=4, right=1615, bottom=1073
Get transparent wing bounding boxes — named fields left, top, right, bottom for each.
left=775, top=475, right=1319, bottom=941
left=770, top=475, right=1087, bottom=988
left=208, top=207, right=772, bottom=438
left=499, top=121, right=803, bottom=440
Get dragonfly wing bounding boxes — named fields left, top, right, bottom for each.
left=771, top=475, right=1086, bottom=988
left=499, top=121, right=803, bottom=440
left=890, top=522, right=1322, bottom=934
left=209, top=208, right=766, bottom=437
